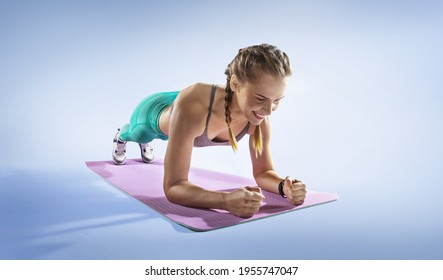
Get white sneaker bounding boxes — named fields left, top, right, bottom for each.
left=112, top=130, right=126, bottom=165
left=139, top=143, right=154, bottom=163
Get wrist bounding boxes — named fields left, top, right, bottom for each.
left=278, top=179, right=286, bottom=197
left=220, top=192, right=229, bottom=210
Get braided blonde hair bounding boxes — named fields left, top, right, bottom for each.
left=224, top=44, right=292, bottom=157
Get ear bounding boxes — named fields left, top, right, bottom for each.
left=230, top=74, right=241, bottom=93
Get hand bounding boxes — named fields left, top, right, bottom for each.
left=225, top=187, right=265, bottom=218
left=283, top=176, right=307, bottom=205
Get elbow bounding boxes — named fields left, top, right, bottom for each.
left=163, top=182, right=176, bottom=203
left=163, top=180, right=184, bottom=204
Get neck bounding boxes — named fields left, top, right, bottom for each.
left=229, top=92, right=248, bottom=124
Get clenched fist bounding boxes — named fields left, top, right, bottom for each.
left=224, top=186, right=265, bottom=218
left=283, top=176, right=307, bottom=205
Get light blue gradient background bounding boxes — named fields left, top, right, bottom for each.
left=1, top=0, right=442, bottom=259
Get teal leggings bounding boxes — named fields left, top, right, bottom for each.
left=119, top=91, right=179, bottom=143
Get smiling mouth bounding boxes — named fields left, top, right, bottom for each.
left=253, top=111, right=266, bottom=120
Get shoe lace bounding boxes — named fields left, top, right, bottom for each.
left=140, top=143, right=153, bottom=153
left=114, top=139, right=126, bottom=154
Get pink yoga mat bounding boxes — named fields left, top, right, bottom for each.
left=86, top=159, right=338, bottom=231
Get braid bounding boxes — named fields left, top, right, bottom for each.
left=224, top=73, right=238, bottom=152
left=253, top=125, right=263, bottom=157
left=224, top=43, right=291, bottom=156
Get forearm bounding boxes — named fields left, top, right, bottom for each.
left=164, top=180, right=227, bottom=210
left=254, top=169, right=283, bottom=194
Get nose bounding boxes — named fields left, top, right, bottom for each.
left=262, top=100, right=274, bottom=115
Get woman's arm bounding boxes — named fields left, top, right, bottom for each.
left=250, top=117, right=282, bottom=191
left=164, top=84, right=264, bottom=217
left=163, top=85, right=224, bottom=208
left=250, top=117, right=306, bottom=205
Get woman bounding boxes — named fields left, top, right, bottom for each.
left=112, top=44, right=307, bottom=218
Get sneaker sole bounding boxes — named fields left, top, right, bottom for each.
left=112, top=155, right=126, bottom=165
left=139, top=144, right=154, bottom=164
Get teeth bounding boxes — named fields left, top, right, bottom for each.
left=255, top=112, right=264, bottom=118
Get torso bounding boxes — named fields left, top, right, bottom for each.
left=159, top=83, right=253, bottom=144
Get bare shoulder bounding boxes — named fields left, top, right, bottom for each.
left=175, top=82, right=212, bottom=109
left=170, top=82, right=213, bottom=137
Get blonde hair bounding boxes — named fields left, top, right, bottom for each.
left=224, top=44, right=292, bottom=157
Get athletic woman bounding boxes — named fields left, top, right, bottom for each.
left=112, top=44, right=307, bottom=218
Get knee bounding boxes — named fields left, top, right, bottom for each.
left=130, top=125, right=154, bottom=143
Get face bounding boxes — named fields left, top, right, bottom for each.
left=231, top=72, right=288, bottom=125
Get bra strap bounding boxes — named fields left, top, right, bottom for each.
left=204, top=85, right=217, bottom=129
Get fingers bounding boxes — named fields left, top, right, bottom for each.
left=285, top=176, right=302, bottom=187
left=284, top=176, right=307, bottom=205
left=227, top=187, right=264, bottom=218
left=242, top=187, right=264, bottom=217
left=284, top=176, right=306, bottom=193
left=245, top=186, right=262, bottom=193
left=245, top=186, right=265, bottom=201
left=284, top=176, right=293, bottom=187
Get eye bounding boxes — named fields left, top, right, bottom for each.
left=256, top=97, right=266, bottom=102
